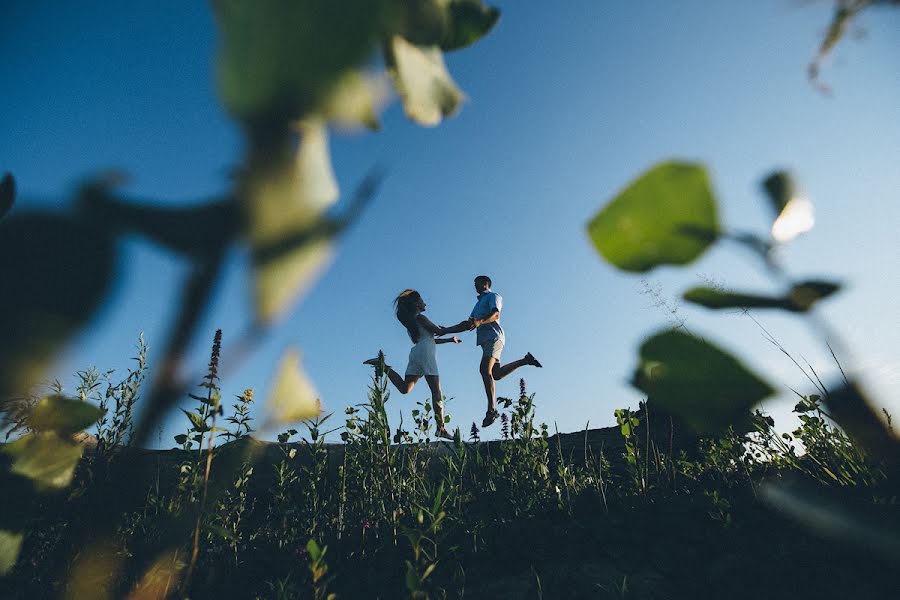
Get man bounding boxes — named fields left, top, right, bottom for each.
left=468, top=275, right=542, bottom=427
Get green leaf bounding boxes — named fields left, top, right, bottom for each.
left=788, top=280, right=841, bottom=312
left=386, top=36, right=464, bottom=127
left=212, top=0, right=389, bottom=125
left=2, top=432, right=85, bottom=490
left=683, top=280, right=840, bottom=313
left=0, top=213, right=116, bottom=398
left=0, top=172, right=15, bottom=220
left=442, top=1, right=501, bottom=51
left=587, top=161, right=720, bottom=272
left=180, top=409, right=210, bottom=433
left=761, top=170, right=795, bottom=217
left=80, top=195, right=238, bottom=259
left=631, top=329, right=775, bottom=432
left=318, top=70, right=389, bottom=130
left=405, top=561, right=419, bottom=592
left=0, top=530, right=24, bottom=576
left=264, top=348, right=321, bottom=426
left=683, top=287, right=789, bottom=311
left=173, top=434, right=188, bottom=445
left=248, top=121, right=338, bottom=323
left=421, top=562, right=437, bottom=582
left=306, top=538, right=322, bottom=562
left=28, top=395, right=105, bottom=435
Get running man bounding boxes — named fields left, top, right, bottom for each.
left=468, top=275, right=542, bottom=427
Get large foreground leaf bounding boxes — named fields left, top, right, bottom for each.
left=631, top=329, right=774, bottom=432
left=0, top=530, right=24, bottom=576
left=265, top=348, right=321, bottom=427
left=0, top=213, right=116, bottom=397
left=442, top=1, right=501, bottom=50
left=247, top=122, right=339, bottom=323
left=212, top=0, right=389, bottom=125
left=2, top=432, right=85, bottom=490
left=0, top=172, right=14, bottom=220
left=587, top=161, right=720, bottom=272
left=387, top=36, right=464, bottom=126
left=28, top=395, right=105, bottom=435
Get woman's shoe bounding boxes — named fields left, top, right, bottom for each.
left=435, top=428, right=454, bottom=441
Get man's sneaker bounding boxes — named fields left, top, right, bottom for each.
left=482, top=408, right=500, bottom=428
left=525, top=352, right=543, bottom=368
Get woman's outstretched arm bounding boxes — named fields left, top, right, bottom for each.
left=436, top=336, right=462, bottom=345
left=440, top=319, right=477, bottom=334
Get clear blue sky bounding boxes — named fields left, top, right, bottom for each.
left=2, top=1, right=898, bottom=446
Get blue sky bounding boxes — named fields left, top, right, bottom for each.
left=2, top=1, right=898, bottom=446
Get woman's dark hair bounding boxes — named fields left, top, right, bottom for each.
left=394, top=289, right=422, bottom=343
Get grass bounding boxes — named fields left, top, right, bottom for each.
left=2, top=333, right=896, bottom=600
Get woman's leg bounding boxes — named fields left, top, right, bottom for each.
left=424, top=375, right=451, bottom=437
left=387, top=370, right=419, bottom=394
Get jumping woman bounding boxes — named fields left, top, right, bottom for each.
left=365, top=289, right=474, bottom=440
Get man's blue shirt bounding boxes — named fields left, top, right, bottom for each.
left=470, top=291, right=504, bottom=345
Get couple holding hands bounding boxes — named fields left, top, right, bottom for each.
left=365, top=275, right=542, bottom=440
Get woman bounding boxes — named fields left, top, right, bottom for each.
left=365, top=289, right=473, bottom=440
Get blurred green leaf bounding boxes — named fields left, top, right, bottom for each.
left=683, top=280, right=841, bottom=313
left=442, top=1, right=501, bottom=50
left=248, top=121, right=338, bottom=322
left=28, top=395, right=105, bottom=435
left=319, top=71, right=390, bottom=130
left=264, top=348, right=321, bottom=427
left=0, top=213, right=116, bottom=397
left=173, top=434, right=188, bottom=445
left=212, top=0, right=388, bottom=126
left=0, top=172, right=15, bottom=220
left=386, top=36, right=464, bottom=126
left=0, top=529, right=24, bottom=576
left=2, top=432, right=85, bottom=490
left=761, top=170, right=795, bottom=218
left=81, top=195, right=238, bottom=258
left=631, top=329, right=775, bottom=432
left=587, top=161, right=720, bottom=272
left=788, top=279, right=841, bottom=312
left=683, top=287, right=788, bottom=311
left=824, top=381, right=900, bottom=462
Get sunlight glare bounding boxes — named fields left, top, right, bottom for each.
left=771, top=196, right=815, bottom=243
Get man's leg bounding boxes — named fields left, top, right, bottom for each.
left=491, top=352, right=542, bottom=380
left=480, top=355, right=498, bottom=412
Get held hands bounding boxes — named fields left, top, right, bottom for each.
left=467, top=317, right=478, bottom=330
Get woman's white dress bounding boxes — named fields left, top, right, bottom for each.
left=405, top=322, right=439, bottom=377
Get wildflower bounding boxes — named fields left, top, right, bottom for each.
left=469, top=422, right=480, bottom=443
left=500, top=412, right=510, bottom=440
left=519, top=377, right=526, bottom=399
left=207, top=329, right=223, bottom=381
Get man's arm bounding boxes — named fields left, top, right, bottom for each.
left=471, top=308, right=499, bottom=328
left=436, top=336, right=462, bottom=344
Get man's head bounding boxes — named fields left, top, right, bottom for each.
left=474, top=275, right=491, bottom=294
